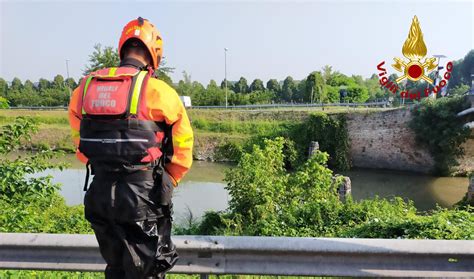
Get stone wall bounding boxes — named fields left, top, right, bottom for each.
left=192, top=108, right=473, bottom=174
left=346, top=108, right=473, bottom=174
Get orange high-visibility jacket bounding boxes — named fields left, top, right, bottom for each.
left=68, top=68, right=193, bottom=184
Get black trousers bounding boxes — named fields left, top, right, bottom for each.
left=84, top=168, right=179, bottom=279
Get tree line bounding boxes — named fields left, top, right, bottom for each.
left=0, top=46, right=472, bottom=107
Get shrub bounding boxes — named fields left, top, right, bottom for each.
left=0, top=96, right=8, bottom=109
left=288, top=113, right=350, bottom=171
left=196, top=138, right=473, bottom=239
left=410, top=96, right=471, bottom=175
left=0, top=117, right=90, bottom=234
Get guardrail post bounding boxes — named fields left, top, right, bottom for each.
left=200, top=274, right=209, bottom=279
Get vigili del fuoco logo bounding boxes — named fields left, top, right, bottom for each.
left=376, top=16, right=453, bottom=100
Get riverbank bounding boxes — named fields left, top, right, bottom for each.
left=0, top=107, right=388, bottom=157
left=1, top=107, right=472, bottom=174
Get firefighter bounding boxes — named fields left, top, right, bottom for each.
left=68, top=17, right=193, bottom=278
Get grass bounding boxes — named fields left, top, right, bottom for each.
left=0, top=107, right=389, bottom=156
left=0, top=109, right=69, bottom=125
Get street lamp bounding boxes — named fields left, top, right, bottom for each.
left=432, top=54, right=446, bottom=98
left=65, top=59, right=72, bottom=103
left=224, top=48, right=228, bottom=108
left=65, top=59, right=70, bottom=80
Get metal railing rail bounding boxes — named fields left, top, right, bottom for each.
left=4, top=102, right=390, bottom=111
left=1, top=233, right=473, bottom=277
left=7, top=106, right=68, bottom=110
left=192, top=101, right=389, bottom=109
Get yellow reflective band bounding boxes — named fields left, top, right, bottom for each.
left=108, top=67, right=117, bottom=76
left=71, top=129, right=80, bottom=138
left=129, top=71, right=147, bottom=115
left=172, top=134, right=194, bottom=149
left=81, top=76, right=94, bottom=115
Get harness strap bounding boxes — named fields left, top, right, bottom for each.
left=81, top=76, right=94, bottom=115
left=129, top=71, right=148, bottom=115
left=80, top=118, right=163, bottom=132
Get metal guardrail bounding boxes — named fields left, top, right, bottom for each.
left=7, top=106, right=68, bottom=110
left=192, top=101, right=389, bottom=109
left=1, top=233, right=473, bottom=277
left=5, top=102, right=389, bottom=111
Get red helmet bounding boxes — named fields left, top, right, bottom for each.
left=118, top=17, right=163, bottom=69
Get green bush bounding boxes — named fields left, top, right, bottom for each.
left=0, top=195, right=91, bottom=234
left=0, top=96, right=8, bottom=109
left=195, top=138, right=473, bottom=239
left=209, top=112, right=350, bottom=171
left=410, top=96, right=471, bottom=175
left=287, top=113, right=350, bottom=171
left=0, top=117, right=91, bottom=234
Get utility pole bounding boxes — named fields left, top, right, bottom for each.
left=224, top=48, right=228, bottom=108
left=66, top=59, right=70, bottom=80
left=65, top=59, right=72, bottom=103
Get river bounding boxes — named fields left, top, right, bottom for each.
left=36, top=154, right=469, bottom=224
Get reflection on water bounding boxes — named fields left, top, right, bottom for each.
left=36, top=154, right=469, bottom=222
left=342, top=169, right=468, bottom=211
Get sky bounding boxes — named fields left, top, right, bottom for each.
left=1, top=0, right=473, bottom=84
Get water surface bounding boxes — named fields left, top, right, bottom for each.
left=34, top=154, right=469, bottom=223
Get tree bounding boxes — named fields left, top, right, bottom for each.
left=266, top=79, right=281, bottom=94
left=327, top=73, right=355, bottom=87
left=365, top=74, right=387, bottom=100
left=155, top=57, right=175, bottom=75
left=250, top=79, right=265, bottom=92
left=448, top=59, right=463, bottom=89
left=460, top=50, right=473, bottom=86
left=200, top=80, right=225, bottom=106
left=448, top=50, right=474, bottom=90
left=53, top=75, right=65, bottom=89
left=208, top=80, right=218, bottom=89
left=345, top=85, right=369, bottom=103
left=23, top=80, right=34, bottom=90
left=155, top=71, right=173, bottom=86
left=449, top=84, right=470, bottom=96
left=0, top=78, right=8, bottom=97
left=176, top=71, right=193, bottom=96
left=38, top=78, right=50, bottom=91
left=305, top=71, right=327, bottom=103
left=11, top=78, right=23, bottom=91
left=326, top=86, right=340, bottom=103
left=351, top=75, right=364, bottom=86
left=281, top=76, right=296, bottom=102
left=321, top=65, right=333, bottom=83
left=233, top=77, right=249, bottom=94
left=84, top=44, right=175, bottom=84
left=154, top=57, right=174, bottom=86
left=295, top=79, right=306, bottom=102
left=220, top=79, right=231, bottom=90
left=65, top=78, right=77, bottom=89
left=83, top=44, right=120, bottom=75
